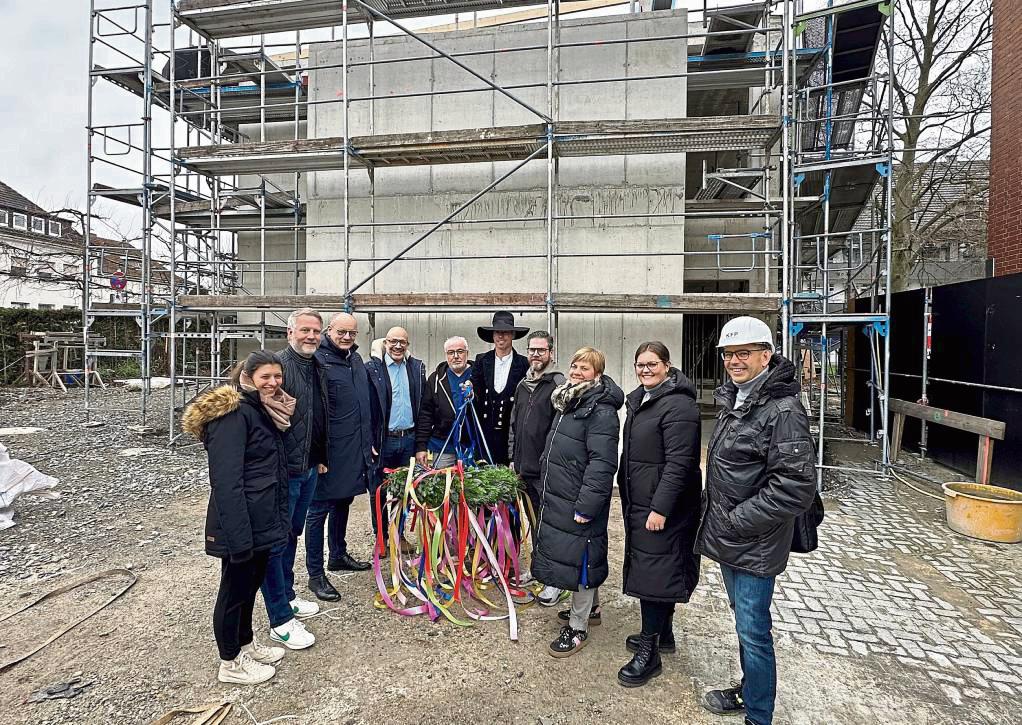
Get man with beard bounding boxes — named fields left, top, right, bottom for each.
left=508, top=330, right=564, bottom=587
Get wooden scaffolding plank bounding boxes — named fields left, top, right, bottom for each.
left=176, top=292, right=781, bottom=313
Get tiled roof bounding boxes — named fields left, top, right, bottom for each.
left=0, top=180, right=48, bottom=215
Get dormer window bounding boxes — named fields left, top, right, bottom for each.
left=0, top=210, right=7, bottom=226
left=12, top=213, right=27, bottom=230
left=48, top=220, right=62, bottom=237
left=31, top=217, right=45, bottom=234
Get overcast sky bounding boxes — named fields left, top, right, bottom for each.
left=0, top=2, right=97, bottom=221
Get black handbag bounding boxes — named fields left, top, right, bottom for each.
left=790, top=490, right=825, bottom=554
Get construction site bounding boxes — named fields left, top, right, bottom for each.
left=0, top=0, right=1020, bottom=723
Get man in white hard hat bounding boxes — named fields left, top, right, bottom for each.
left=695, top=316, right=815, bottom=725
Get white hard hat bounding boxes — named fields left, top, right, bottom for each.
left=717, top=316, right=775, bottom=350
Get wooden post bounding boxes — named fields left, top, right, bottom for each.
left=891, top=412, right=905, bottom=464
left=976, top=436, right=995, bottom=486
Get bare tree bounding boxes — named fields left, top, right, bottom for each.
left=883, top=0, right=992, bottom=290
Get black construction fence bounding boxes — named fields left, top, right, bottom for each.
left=848, top=272, right=1022, bottom=490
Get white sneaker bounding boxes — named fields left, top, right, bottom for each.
left=242, top=639, right=285, bottom=664
left=217, top=651, right=275, bottom=685
left=290, top=596, right=319, bottom=618
left=269, top=617, right=315, bottom=650
left=538, top=585, right=564, bottom=607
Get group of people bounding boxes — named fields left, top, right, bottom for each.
left=183, top=308, right=816, bottom=725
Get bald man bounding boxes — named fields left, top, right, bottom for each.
left=305, top=312, right=386, bottom=602
left=365, top=326, right=426, bottom=547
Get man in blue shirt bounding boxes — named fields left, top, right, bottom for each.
left=366, top=327, right=426, bottom=544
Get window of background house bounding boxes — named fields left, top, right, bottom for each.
left=48, top=220, right=62, bottom=237
left=38, top=303, right=55, bottom=310
left=10, top=256, right=28, bottom=277
left=10, top=302, right=28, bottom=309
left=12, top=213, right=27, bottom=230
left=0, top=210, right=8, bottom=226
left=31, top=217, right=45, bottom=234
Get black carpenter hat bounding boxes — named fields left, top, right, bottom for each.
left=477, top=310, right=530, bottom=343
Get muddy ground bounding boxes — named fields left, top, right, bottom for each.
left=1, top=387, right=1019, bottom=725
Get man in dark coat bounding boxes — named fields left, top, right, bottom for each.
left=306, top=312, right=385, bottom=602
left=508, top=330, right=564, bottom=583
left=471, top=311, right=529, bottom=465
left=696, top=317, right=815, bottom=725
left=259, top=308, right=329, bottom=650
left=366, top=326, right=425, bottom=544
left=415, top=336, right=476, bottom=469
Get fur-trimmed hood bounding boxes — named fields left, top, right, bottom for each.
left=182, top=385, right=242, bottom=440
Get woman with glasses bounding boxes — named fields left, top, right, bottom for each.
left=616, top=341, right=702, bottom=687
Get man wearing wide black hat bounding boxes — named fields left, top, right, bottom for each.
left=471, top=311, right=530, bottom=465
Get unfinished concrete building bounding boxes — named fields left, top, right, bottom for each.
left=86, top=0, right=894, bottom=479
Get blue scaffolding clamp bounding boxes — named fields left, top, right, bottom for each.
left=875, top=162, right=891, bottom=178
left=789, top=321, right=805, bottom=338
left=793, top=173, right=805, bottom=188
left=872, top=319, right=889, bottom=337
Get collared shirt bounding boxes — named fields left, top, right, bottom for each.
left=493, top=350, right=514, bottom=394
left=386, top=353, right=414, bottom=431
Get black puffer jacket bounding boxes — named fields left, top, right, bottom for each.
left=182, top=386, right=289, bottom=561
left=531, top=376, right=624, bottom=592
left=695, top=354, right=815, bottom=577
left=279, top=346, right=329, bottom=477
left=619, top=368, right=702, bottom=603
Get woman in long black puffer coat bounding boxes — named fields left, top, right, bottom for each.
left=182, top=350, right=294, bottom=687
left=616, top=341, right=702, bottom=687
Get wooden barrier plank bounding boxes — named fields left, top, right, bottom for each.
left=888, top=399, right=1006, bottom=441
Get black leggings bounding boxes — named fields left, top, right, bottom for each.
left=640, top=599, right=676, bottom=637
left=213, top=551, right=270, bottom=661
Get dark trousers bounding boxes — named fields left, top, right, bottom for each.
left=375, top=434, right=416, bottom=543
left=640, top=599, right=676, bottom=637
left=305, top=496, right=353, bottom=578
left=721, top=563, right=777, bottom=725
left=212, top=550, right=270, bottom=661
left=260, top=468, right=319, bottom=628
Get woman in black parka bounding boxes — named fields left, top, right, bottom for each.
left=616, top=341, right=702, bottom=688
left=182, top=350, right=294, bottom=687
left=531, top=346, right=623, bottom=659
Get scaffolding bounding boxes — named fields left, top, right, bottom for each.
left=85, top=0, right=894, bottom=483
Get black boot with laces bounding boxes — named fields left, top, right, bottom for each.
left=626, top=617, right=675, bottom=653
left=701, top=681, right=746, bottom=716
left=617, top=632, right=663, bottom=687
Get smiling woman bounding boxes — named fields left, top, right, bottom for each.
left=181, top=349, right=294, bottom=686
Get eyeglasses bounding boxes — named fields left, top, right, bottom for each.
left=634, top=361, right=662, bottom=371
left=721, top=348, right=767, bottom=361
left=385, top=339, right=408, bottom=347
left=446, top=349, right=468, bottom=357
left=334, top=329, right=358, bottom=339
left=527, top=347, right=550, bottom=356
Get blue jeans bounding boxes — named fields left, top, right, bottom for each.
left=260, top=468, right=319, bottom=628
left=720, top=564, right=777, bottom=725
left=307, top=496, right=354, bottom=578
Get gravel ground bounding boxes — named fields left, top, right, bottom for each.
left=3, top=387, right=1018, bottom=725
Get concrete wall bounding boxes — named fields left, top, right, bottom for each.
left=289, top=10, right=774, bottom=382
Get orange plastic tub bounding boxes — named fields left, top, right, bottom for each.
left=942, top=482, right=1022, bottom=544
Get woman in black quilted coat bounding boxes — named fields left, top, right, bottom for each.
left=616, top=341, right=702, bottom=687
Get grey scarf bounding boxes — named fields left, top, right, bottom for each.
left=551, top=378, right=600, bottom=413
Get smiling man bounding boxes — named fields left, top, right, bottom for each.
left=696, top=316, right=815, bottom=725
left=471, top=311, right=529, bottom=465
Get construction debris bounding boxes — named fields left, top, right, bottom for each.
left=26, top=677, right=94, bottom=702
left=0, top=442, right=59, bottom=530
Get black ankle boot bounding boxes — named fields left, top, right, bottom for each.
left=617, top=633, right=663, bottom=687
left=626, top=625, right=676, bottom=653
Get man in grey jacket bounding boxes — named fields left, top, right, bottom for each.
left=696, top=316, right=815, bottom=725
left=260, top=308, right=329, bottom=651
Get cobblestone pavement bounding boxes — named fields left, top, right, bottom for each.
left=679, top=451, right=1022, bottom=725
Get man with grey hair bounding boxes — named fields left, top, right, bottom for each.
left=308, top=312, right=386, bottom=602
left=261, top=308, right=328, bottom=650
left=415, top=335, right=476, bottom=469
